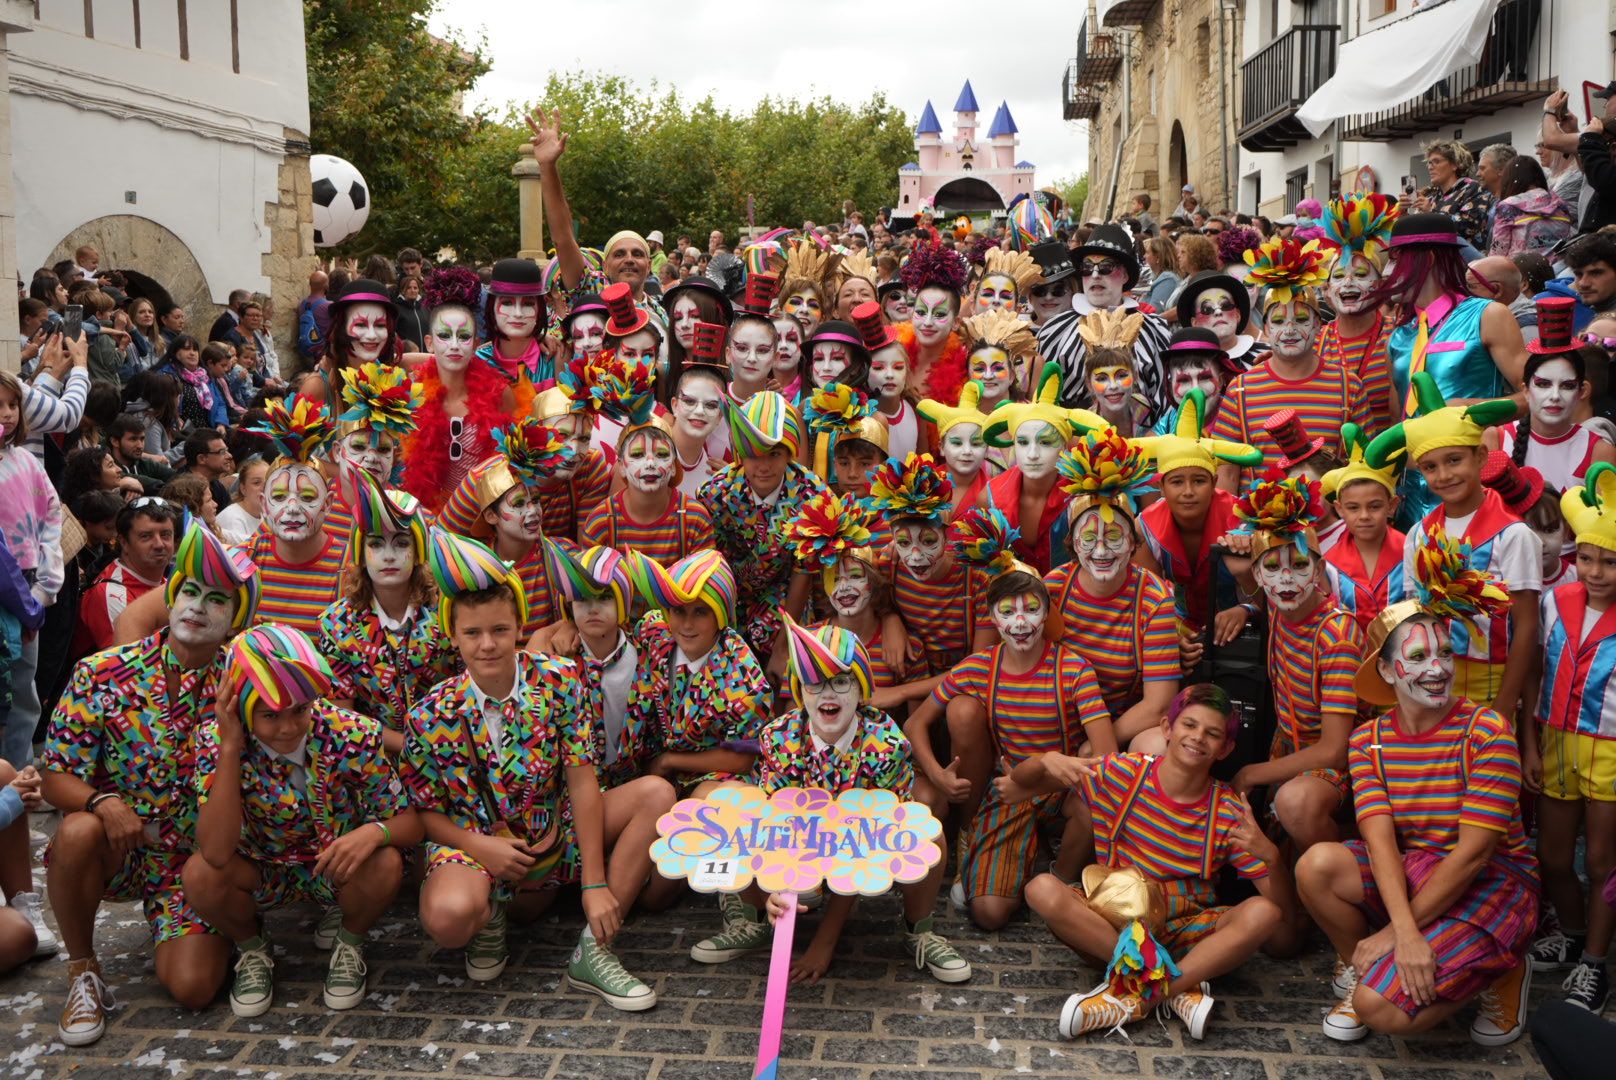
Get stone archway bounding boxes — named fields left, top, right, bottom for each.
left=1169, top=122, right=1189, bottom=204
left=46, top=215, right=219, bottom=331
left=933, top=177, right=1007, bottom=214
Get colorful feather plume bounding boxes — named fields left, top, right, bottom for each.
left=950, top=507, right=1022, bottom=577
left=422, top=265, right=483, bottom=312
left=1057, top=429, right=1155, bottom=521
left=865, top=452, right=954, bottom=525
left=491, top=420, right=576, bottom=489
left=780, top=491, right=875, bottom=571
left=1411, top=524, right=1513, bottom=626
left=1320, top=193, right=1401, bottom=264
left=900, top=238, right=971, bottom=296
left=1106, top=921, right=1183, bottom=1013
left=805, top=383, right=878, bottom=438
left=251, top=393, right=334, bottom=464
left=339, top=362, right=423, bottom=439
left=1242, top=236, right=1330, bottom=307
left=574, top=349, right=657, bottom=428
left=1233, top=470, right=1324, bottom=556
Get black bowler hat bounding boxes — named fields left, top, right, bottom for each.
left=1176, top=271, right=1251, bottom=334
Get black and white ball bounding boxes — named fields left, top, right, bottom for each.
left=310, top=154, right=370, bottom=248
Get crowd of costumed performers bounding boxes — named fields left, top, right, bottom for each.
left=21, top=122, right=1616, bottom=1070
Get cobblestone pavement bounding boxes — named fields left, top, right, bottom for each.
left=0, top=877, right=1562, bottom=1080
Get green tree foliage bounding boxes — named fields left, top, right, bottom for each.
left=1051, top=173, right=1090, bottom=221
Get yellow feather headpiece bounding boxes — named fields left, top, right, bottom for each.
left=961, top=308, right=1038, bottom=362
left=980, top=248, right=1044, bottom=294
left=779, top=240, right=841, bottom=303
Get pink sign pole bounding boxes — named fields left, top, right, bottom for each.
left=752, top=890, right=797, bottom=1080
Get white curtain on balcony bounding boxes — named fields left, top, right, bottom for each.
left=1296, top=0, right=1503, bottom=136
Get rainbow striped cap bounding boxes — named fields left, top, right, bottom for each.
left=625, top=548, right=736, bottom=629
left=783, top=612, right=873, bottom=707
left=340, top=464, right=427, bottom=564
left=426, top=527, right=529, bottom=633
left=230, top=624, right=333, bottom=723
left=545, top=540, right=632, bottom=625
left=165, top=518, right=260, bottom=632
left=727, top=390, right=801, bottom=460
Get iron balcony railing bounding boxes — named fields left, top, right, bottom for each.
left=1063, top=59, right=1103, bottom=120
left=1238, top=24, right=1340, bottom=153
left=1075, top=17, right=1123, bottom=87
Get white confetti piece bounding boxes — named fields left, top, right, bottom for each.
left=245, top=1025, right=262, bottom=1033
left=314, top=1052, right=341, bottom=1064
left=986, top=1037, right=1003, bottom=1053
left=1000, top=1006, right=1015, bottom=1014
left=950, top=995, right=969, bottom=1006
left=1013, top=995, right=1028, bottom=1004
left=276, top=1037, right=296, bottom=1051
left=462, top=1052, right=480, bottom=1064
left=331, top=1037, right=355, bottom=1047
left=421, top=1042, right=439, bottom=1056
left=175, top=1029, right=191, bottom=1038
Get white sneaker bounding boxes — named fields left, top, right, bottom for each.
left=10, top=891, right=58, bottom=957
left=1331, top=959, right=1356, bottom=1001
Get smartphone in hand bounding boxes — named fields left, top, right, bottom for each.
left=61, top=304, right=83, bottom=342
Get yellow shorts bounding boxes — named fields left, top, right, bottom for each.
left=1540, top=726, right=1616, bottom=803
left=1454, top=658, right=1504, bottom=705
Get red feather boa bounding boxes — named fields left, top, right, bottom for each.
left=401, top=358, right=515, bottom=512
left=895, top=321, right=968, bottom=407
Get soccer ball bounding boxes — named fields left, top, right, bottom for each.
left=310, top=154, right=370, bottom=248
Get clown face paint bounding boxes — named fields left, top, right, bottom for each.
left=828, top=557, right=874, bottom=618
left=1191, top=288, right=1243, bottom=344
left=334, top=430, right=397, bottom=484
left=345, top=302, right=389, bottom=363
left=430, top=308, right=476, bottom=374
left=975, top=273, right=1017, bottom=312
left=1013, top=419, right=1064, bottom=480
left=772, top=318, right=802, bottom=378
left=869, top=346, right=909, bottom=402
left=1079, top=257, right=1126, bottom=309
left=968, top=346, right=1012, bottom=401
left=1167, top=360, right=1224, bottom=412
left=616, top=328, right=659, bottom=365
left=992, top=591, right=1047, bottom=655
left=810, top=342, right=850, bottom=388
left=894, top=521, right=947, bottom=578
left=264, top=464, right=330, bottom=542
left=882, top=290, right=913, bottom=324
left=1381, top=616, right=1455, bottom=710
left=493, top=296, right=540, bottom=340
left=670, top=296, right=702, bottom=350
left=169, top=579, right=236, bottom=649
left=671, top=375, right=725, bottom=442
left=1327, top=253, right=1381, bottom=315
left=621, top=429, right=675, bottom=494
left=1029, top=279, right=1073, bottom=323
left=537, top=414, right=591, bottom=480
left=1527, top=357, right=1582, bottom=430
left=569, top=313, right=607, bottom=359
left=491, top=485, right=543, bottom=545
left=802, top=673, right=861, bottom=746
left=940, top=422, right=987, bottom=478
left=912, top=287, right=957, bottom=347
left=1254, top=545, right=1317, bottom=614
left=783, top=289, right=823, bottom=336
left=1087, top=364, right=1135, bottom=418
left=364, top=531, right=415, bottom=588
left=726, top=321, right=777, bottom=387
left=1073, top=508, right=1133, bottom=586
left=1264, top=301, right=1319, bottom=360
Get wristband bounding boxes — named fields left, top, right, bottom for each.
left=370, top=820, right=391, bottom=846
left=85, top=792, right=115, bottom=814
left=580, top=882, right=609, bottom=892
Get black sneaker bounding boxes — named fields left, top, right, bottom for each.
left=1562, top=961, right=1611, bottom=1013
left=1530, top=932, right=1580, bottom=972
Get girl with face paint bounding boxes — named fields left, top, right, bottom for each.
left=401, top=267, right=517, bottom=513
left=893, top=240, right=971, bottom=406
left=972, top=249, right=1043, bottom=318
left=778, top=240, right=839, bottom=339
left=1151, top=327, right=1239, bottom=438
left=318, top=472, right=458, bottom=756
left=562, top=295, right=610, bottom=362
left=1176, top=274, right=1263, bottom=367
left=473, top=258, right=550, bottom=393
left=960, top=307, right=1037, bottom=415
left=920, top=382, right=998, bottom=518
left=317, top=280, right=401, bottom=406
left=847, top=301, right=920, bottom=461
left=1486, top=322, right=1616, bottom=496
left=1316, top=195, right=1404, bottom=430
left=658, top=277, right=733, bottom=408
left=1297, top=528, right=1535, bottom=1046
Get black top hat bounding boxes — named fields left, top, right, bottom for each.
left=488, top=258, right=544, bottom=295
left=331, top=278, right=396, bottom=313
left=661, top=276, right=735, bottom=325
left=1176, top=271, right=1251, bottom=333
left=705, top=253, right=746, bottom=299
left=1594, top=81, right=1616, bottom=101
left=1027, top=239, right=1076, bottom=285
left=877, top=279, right=909, bottom=299
left=1071, top=224, right=1140, bottom=289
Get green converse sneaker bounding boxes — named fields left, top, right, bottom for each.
left=567, top=935, right=656, bottom=1012
left=690, top=893, right=771, bottom=963
left=903, top=915, right=972, bottom=983
left=230, top=936, right=275, bottom=1018
left=465, top=902, right=508, bottom=982
left=323, top=930, right=368, bottom=1010
left=313, top=906, right=343, bottom=951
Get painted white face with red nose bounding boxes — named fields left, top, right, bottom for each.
left=1254, top=544, right=1317, bottom=613
left=894, top=522, right=946, bottom=578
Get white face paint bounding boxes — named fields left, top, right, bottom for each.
left=991, top=592, right=1047, bottom=655
left=264, top=464, right=329, bottom=542
left=968, top=346, right=1012, bottom=401
left=493, top=296, right=540, bottom=340
left=726, top=322, right=777, bottom=386
left=364, top=531, right=415, bottom=588
left=940, top=422, right=987, bottom=478
left=1254, top=545, right=1317, bottom=613
left=569, top=312, right=607, bottom=359
left=430, top=308, right=476, bottom=374
left=810, top=342, right=850, bottom=388
left=672, top=377, right=725, bottom=441
left=894, top=522, right=946, bottom=578
left=975, top=273, right=1017, bottom=312
left=169, top=579, right=236, bottom=648
left=802, top=673, right=861, bottom=745
left=492, top=485, right=543, bottom=545
left=621, top=429, right=675, bottom=493
left=345, top=302, right=389, bottom=363
left=772, top=318, right=802, bottom=378
left=1087, top=364, right=1135, bottom=419
left=1079, top=258, right=1126, bottom=309
left=1167, top=360, right=1223, bottom=411
left=1029, top=280, right=1072, bottom=322
left=1327, top=253, right=1381, bottom=315
left=335, top=431, right=397, bottom=484
left=911, top=287, right=957, bottom=347
left=1191, top=287, right=1242, bottom=344
left=671, top=296, right=702, bottom=350
left=1073, top=508, right=1133, bottom=586
left=1013, top=419, right=1064, bottom=479
left=1528, top=357, right=1581, bottom=428
left=828, top=557, right=874, bottom=618
left=538, top=414, right=591, bottom=480
left=1264, top=300, right=1319, bottom=360
left=1380, top=617, right=1455, bottom=710
left=869, top=347, right=909, bottom=401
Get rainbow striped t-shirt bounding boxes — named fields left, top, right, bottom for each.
left=1208, top=359, right=1370, bottom=487
left=245, top=532, right=345, bottom=635
left=1269, top=600, right=1363, bottom=759
left=930, top=642, right=1109, bottom=764
left=1045, top=563, right=1179, bottom=715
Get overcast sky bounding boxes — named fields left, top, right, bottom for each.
left=429, top=1, right=1092, bottom=190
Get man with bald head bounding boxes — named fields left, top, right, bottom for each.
left=1467, top=255, right=1538, bottom=342
left=297, top=269, right=332, bottom=365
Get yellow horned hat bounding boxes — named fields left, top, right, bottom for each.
left=983, top=362, right=1107, bottom=448
left=1131, top=389, right=1261, bottom=477
left=1562, top=463, right=1616, bottom=554
left=1323, top=423, right=1399, bottom=500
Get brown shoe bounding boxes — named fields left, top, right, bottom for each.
left=58, top=957, right=114, bottom=1047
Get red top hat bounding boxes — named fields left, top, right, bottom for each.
left=1527, top=295, right=1579, bottom=356
left=602, top=281, right=650, bottom=338
left=738, top=271, right=781, bottom=317
left=849, top=301, right=896, bottom=351
left=1481, top=450, right=1545, bottom=515
left=1265, top=408, right=1327, bottom=470
left=689, top=321, right=728, bottom=369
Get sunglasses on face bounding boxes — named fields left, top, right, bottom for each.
left=1080, top=260, right=1121, bottom=278
left=1581, top=332, right=1616, bottom=349
left=1030, top=282, right=1071, bottom=298
left=1198, top=300, right=1238, bottom=315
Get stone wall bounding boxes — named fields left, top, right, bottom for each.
left=47, top=213, right=218, bottom=331
left=261, top=128, right=318, bottom=376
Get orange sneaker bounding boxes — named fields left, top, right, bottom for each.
left=58, top=957, right=114, bottom=1047
left=1057, top=983, right=1145, bottom=1039
left=1470, top=961, right=1530, bottom=1046
left=1164, top=981, right=1214, bottom=1040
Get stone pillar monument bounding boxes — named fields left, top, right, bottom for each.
left=513, top=143, right=545, bottom=260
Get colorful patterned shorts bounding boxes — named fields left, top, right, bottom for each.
left=1066, top=874, right=1226, bottom=955
left=251, top=860, right=339, bottom=910
left=959, top=790, right=1069, bottom=901
left=424, top=831, right=581, bottom=902
left=104, top=846, right=211, bottom=944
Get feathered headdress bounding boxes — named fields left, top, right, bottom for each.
left=1243, top=236, right=1330, bottom=310
left=338, top=362, right=423, bottom=442
left=950, top=506, right=1030, bottom=578
left=779, top=240, right=841, bottom=303
left=1322, top=422, right=1399, bottom=500
left=962, top=308, right=1037, bottom=363
left=1075, top=308, right=1147, bottom=357
left=984, top=362, right=1107, bottom=448
left=491, top=420, right=577, bottom=491
left=1058, top=429, right=1155, bottom=524
left=980, top=248, right=1043, bottom=294
left=229, top=625, right=334, bottom=725
left=422, top=266, right=484, bottom=312
left=578, top=350, right=658, bottom=431
left=1233, top=470, right=1325, bottom=558
left=1320, top=193, right=1401, bottom=269
left=781, top=490, right=878, bottom=594
left=782, top=611, right=874, bottom=708
left=1365, top=373, right=1516, bottom=469
left=838, top=250, right=877, bottom=288
left=1131, top=389, right=1262, bottom=478
left=900, top=239, right=971, bottom=296
left=866, top=452, right=954, bottom=526
left=805, top=383, right=887, bottom=482
left=251, top=394, right=334, bottom=467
